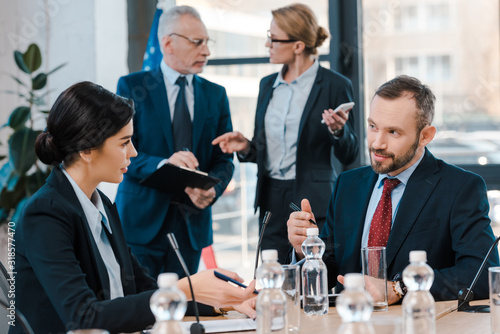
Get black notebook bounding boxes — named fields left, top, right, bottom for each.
left=139, top=163, right=221, bottom=194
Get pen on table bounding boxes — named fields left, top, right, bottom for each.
left=214, top=271, right=259, bottom=294
left=181, top=147, right=200, bottom=171
left=289, top=202, right=317, bottom=225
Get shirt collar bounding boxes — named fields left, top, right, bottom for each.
left=61, top=168, right=111, bottom=235
left=160, top=60, right=194, bottom=87
left=272, top=59, right=319, bottom=89
left=375, top=149, right=426, bottom=189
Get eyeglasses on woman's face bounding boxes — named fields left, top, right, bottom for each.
left=266, top=30, right=298, bottom=44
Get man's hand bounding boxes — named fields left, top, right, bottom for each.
left=287, top=199, right=317, bottom=259
left=212, top=131, right=250, bottom=155
left=321, top=107, right=352, bottom=136
left=337, top=275, right=400, bottom=305
left=167, top=150, right=199, bottom=170
left=185, top=186, right=216, bottom=209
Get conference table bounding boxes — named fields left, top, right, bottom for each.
left=183, top=300, right=491, bottom=333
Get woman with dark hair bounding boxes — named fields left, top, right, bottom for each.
left=213, top=3, right=359, bottom=263
left=14, top=81, right=256, bottom=334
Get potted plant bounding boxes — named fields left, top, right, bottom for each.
left=0, top=43, right=65, bottom=225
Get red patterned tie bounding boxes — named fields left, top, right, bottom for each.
left=368, top=178, right=401, bottom=247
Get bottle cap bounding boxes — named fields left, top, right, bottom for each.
left=344, top=273, right=364, bottom=289
left=158, top=273, right=179, bottom=288
left=306, top=227, right=319, bottom=236
left=409, top=250, right=427, bottom=263
left=261, top=249, right=278, bottom=261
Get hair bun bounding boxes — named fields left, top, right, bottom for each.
left=315, top=26, right=329, bottom=48
left=35, top=131, right=64, bottom=165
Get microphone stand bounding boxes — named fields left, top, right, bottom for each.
left=167, top=233, right=205, bottom=334
left=457, top=235, right=500, bottom=313
left=254, top=211, right=272, bottom=279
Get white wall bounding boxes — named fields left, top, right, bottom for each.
left=0, top=0, right=128, bottom=125
left=0, top=0, right=128, bottom=199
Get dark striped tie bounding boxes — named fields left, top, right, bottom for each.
left=172, top=76, right=192, bottom=151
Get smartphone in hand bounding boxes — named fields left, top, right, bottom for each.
left=321, top=102, right=355, bottom=124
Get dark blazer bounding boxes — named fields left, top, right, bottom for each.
left=115, top=65, right=234, bottom=250
left=241, top=65, right=359, bottom=218
left=14, top=167, right=157, bottom=334
left=322, top=149, right=499, bottom=300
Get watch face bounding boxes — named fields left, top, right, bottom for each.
left=395, top=281, right=404, bottom=294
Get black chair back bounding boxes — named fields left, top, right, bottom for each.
left=0, top=260, right=34, bottom=334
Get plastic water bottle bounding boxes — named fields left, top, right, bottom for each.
left=150, top=273, right=187, bottom=334
left=402, top=250, right=436, bottom=334
left=301, top=227, right=328, bottom=315
left=256, top=249, right=287, bottom=334
left=336, top=273, right=374, bottom=334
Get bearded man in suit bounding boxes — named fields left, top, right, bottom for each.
left=288, top=75, right=499, bottom=303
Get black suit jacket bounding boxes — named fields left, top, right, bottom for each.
left=241, top=66, right=359, bottom=218
left=322, top=149, right=499, bottom=300
left=14, top=167, right=157, bottom=334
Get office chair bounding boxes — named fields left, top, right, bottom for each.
left=0, top=261, right=34, bottom=334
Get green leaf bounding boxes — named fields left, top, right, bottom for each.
left=30, top=95, right=46, bottom=106
left=8, top=106, right=31, bottom=131
left=11, top=197, right=29, bottom=225
left=0, top=162, right=14, bottom=190
left=23, top=43, right=42, bottom=73
left=32, top=73, right=47, bottom=90
left=0, top=208, right=9, bottom=224
left=2, top=90, right=27, bottom=99
left=26, top=170, right=47, bottom=196
left=47, top=62, right=66, bottom=76
left=0, top=174, right=26, bottom=211
left=9, top=74, right=27, bottom=87
left=14, top=50, right=30, bottom=74
left=6, top=169, right=20, bottom=192
left=8, top=128, right=40, bottom=174
left=39, top=110, right=50, bottom=114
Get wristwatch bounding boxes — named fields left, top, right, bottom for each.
left=213, top=307, right=228, bottom=315
left=392, top=273, right=407, bottom=299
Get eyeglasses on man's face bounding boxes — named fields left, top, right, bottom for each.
left=169, top=33, right=215, bottom=48
left=266, top=30, right=298, bottom=44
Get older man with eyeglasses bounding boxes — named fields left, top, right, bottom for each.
left=115, top=5, right=234, bottom=279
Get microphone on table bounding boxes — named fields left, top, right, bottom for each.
left=254, top=211, right=272, bottom=279
left=457, top=235, right=500, bottom=313
left=167, top=233, right=205, bottom=334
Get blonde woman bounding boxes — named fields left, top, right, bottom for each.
left=214, top=3, right=359, bottom=262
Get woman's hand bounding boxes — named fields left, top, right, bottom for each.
left=321, top=107, right=352, bottom=136
left=212, top=132, right=251, bottom=155
left=179, top=269, right=256, bottom=308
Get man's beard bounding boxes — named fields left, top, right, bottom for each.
left=370, top=135, right=420, bottom=175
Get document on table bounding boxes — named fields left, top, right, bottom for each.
left=181, top=319, right=257, bottom=333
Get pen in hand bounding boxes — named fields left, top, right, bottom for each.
left=181, top=147, right=200, bottom=171
left=289, top=202, right=317, bottom=225
left=214, top=271, right=259, bottom=294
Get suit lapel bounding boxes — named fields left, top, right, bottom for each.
left=297, top=66, right=322, bottom=141
left=47, top=167, right=111, bottom=299
left=255, top=76, right=276, bottom=148
left=386, top=150, right=440, bottom=268
left=150, top=65, right=174, bottom=153
left=192, top=76, right=207, bottom=154
left=344, top=168, right=378, bottom=268
left=103, top=202, right=135, bottom=295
